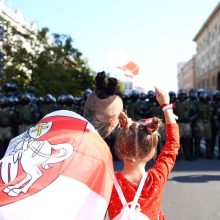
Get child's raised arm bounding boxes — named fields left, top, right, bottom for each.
left=153, top=86, right=179, bottom=186
left=155, top=86, right=177, bottom=124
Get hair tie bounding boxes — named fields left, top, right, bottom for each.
left=143, top=118, right=157, bottom=133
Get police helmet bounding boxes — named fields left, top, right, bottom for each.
left=198, top=90, right=209, bottom=102
left=212, top=90, right=220, bottom=101
left=10, top=82, right=18, bottom=93
left=44, top=94, right=56, bottom=104
left=129, top=89, right=140, bottom=101
left=197, top=88, right=205, bottom=97
left=178, top=89, right=187, bottom=101
left=140, top=92, right=148, bottom=101
left=120, top=92, right=128, bottom=101
left=20, top=93, right=31, bottom=105
left=147, top=90, right=156, bottom=101
left=169, top=91, right=176, bottom=102
left=64, top=94, right=74, bottom=106
left=3, top=83, right=11, bottom=93
left=57, top=95, right=65, bottom=106
left=0, top=96, right=8, bottom=107
left=188, top=88, right=197, bottom=100
left=35, top=96, right=44, bottom=106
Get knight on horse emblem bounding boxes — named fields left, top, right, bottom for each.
left=0, top=121, right=74, bottom=197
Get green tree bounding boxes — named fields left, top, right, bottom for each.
left=31, top=30, right=95, bottom=96
left=0, top=18, right=96, bottom=95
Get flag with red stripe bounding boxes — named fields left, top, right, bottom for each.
left=0, top=110, right=114, bottom=220
left=117, top=61, right=139, bottom=78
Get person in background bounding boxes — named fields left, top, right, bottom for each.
left=83, top=71, right=123, bottom=160
left=0, top=96, right=13, bottom=159
left=126, top=89, right=141, bottom=121
left=14, top=93, right=39, bottom=134
left=38, top=94, right=58, bottom=118
left=187, top=88, right=198, bottom=160
left=145, top=89, right=165, bottom=156
left=194, top=90, right=213, bottom=159
left=108, top=86, right=180, bottom=220
left=174, top=89, right=193, bottom=160
left=169, top=91, right=177, bottom=105
left=78, top=89, right=93, bottom=115
left=211, top=90, right=220, bottom=159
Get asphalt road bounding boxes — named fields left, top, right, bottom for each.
left=114, top=159, right=220, bottom=220
left=162, top=159, right=220, bottom=220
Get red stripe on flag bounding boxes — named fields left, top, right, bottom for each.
left=116, top=66, right=127, bottom=71
left=123, top=61, right=139, bottom=75
left=124, top=73, right=133, bottom=78
left=116, top=61, right=139, bottom=76
left=63, top=131, right=114, bottom=201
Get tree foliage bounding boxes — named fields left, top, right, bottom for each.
left=0, top=18, right=96, bottom=96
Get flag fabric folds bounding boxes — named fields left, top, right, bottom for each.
left=0, top=110, right=114, bottom=220
left=117, top=61, right=139, bottom=78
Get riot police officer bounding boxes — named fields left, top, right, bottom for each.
left=79, top=89, right=93, bottom=115
left=194, top=90, right=213, bottom=159
left=174, top=89, right=193, bottom=160
left=169, top=91, right=177, bottom=105
left=0, top=96, right=13, bottom=158
left=211, top=90, right=220, bottom=159
left=145, top=90, right=164, bottom=119
left=15, top=93, right=39, bottom=134
left=39, top=94, right=58, bottom=118
left=138, top=92, right=148, bottom=118
left=57, top=94, right=66, bottom=110
left=145, top=90, right=165, bottom=155
left=126, top=89, right=141, bottom=121
left=63, top=94, right=78, bottom=112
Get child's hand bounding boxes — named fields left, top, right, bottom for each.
left=154, top=86, right=170, bottom=106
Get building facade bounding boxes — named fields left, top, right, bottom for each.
left=0, top=0, right=46, bottom=82
left=0, top=0, right=37, bottom=34
left=193, top=2, right=220, bottom=90
left=177, top=57, right=196, bottom=90
left=122, top=80, right=133, bottom=92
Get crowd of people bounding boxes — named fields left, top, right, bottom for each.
left=81, top=72, right=180, bottom=219
left=121, top=87, right=220, bottom=161
left=0, top=78, right=220, bottom=161
left=0, top=82, right=89, bottom=158
left=107, top=86, right=180, bottom=219
left=0, top=73, right=219, bottom=220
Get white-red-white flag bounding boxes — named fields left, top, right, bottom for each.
left=117, top=61, right=139, bottom=78
left=0, top=110, right=114, bottom=220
